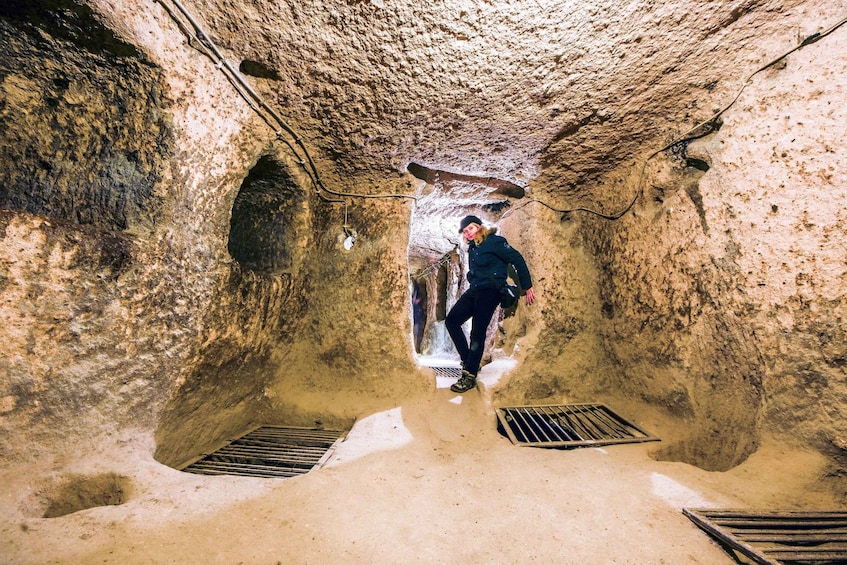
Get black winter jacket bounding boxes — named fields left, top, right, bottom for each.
left=466, top=232, right=532, bottom=291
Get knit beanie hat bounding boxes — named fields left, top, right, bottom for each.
left=458, top=215, right=483, bottom=233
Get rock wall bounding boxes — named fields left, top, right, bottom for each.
left=492, top=208, right=613, bottom=404
left=0, top=0, right=427, bottom=468
left=0, top=0, right=845, bottom=492
left=261, top=187, right=426, bottom=433
left=629, top=29, right=844, bottom=472
left=497, top=20, right=847, bottom=476
left=0, top=2, right=186, bottom=459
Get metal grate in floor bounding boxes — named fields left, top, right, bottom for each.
left=684, top=508, right=847, bottom=565
left=180, top=426, right=345, bottom=478
left=430, top=366, right=462, bottom=380
left=495, top=403, right=660, bottom=448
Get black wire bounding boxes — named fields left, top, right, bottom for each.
left=158, top=0, right=416, bottom=205
left=505, top=14, right=847, bottom=223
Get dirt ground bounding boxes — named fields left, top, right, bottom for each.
left=1, top=361, right=840, bottom=565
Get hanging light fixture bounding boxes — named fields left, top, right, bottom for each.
left=342, top=201, right=357, bottom=250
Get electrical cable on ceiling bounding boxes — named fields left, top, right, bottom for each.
left=157, top=2, right=845, bottom=222
left=155, top=0, right=417, bottom=205
left=502, top=13, right=847, bottom=223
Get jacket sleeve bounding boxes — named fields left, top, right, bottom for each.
left=493, top=238, right=533, bottom=289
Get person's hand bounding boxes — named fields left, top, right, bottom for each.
left=525, top=287, right=536, bottom=305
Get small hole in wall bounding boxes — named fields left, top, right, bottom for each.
left=686, top=157, right=710, bottom=172
left=239, top=60, right=281, bottom=81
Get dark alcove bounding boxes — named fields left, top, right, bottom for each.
left=228, top=155, right=308, bottom=275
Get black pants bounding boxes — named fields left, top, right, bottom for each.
left=445, top=286, right=501, bottom=375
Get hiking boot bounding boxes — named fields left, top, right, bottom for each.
left=451, top=370, right=477, bottom=393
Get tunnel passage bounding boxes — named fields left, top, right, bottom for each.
left=410, top=252, right=456, bottom=357
left=406, top=162, right=528, bottom=361
left=411, top=279, right=427, bottom=354
left=228, top=155, right=309, bottom=274
left=0, top=0, right=171, bottom=232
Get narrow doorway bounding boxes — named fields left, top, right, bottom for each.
left=404, top=161, right=525, bottom=368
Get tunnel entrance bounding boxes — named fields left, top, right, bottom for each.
left=405, top=162, right=526, bottom=367
left=410, top=250, right=460, bottom=359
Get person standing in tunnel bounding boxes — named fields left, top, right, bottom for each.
left=446, top=215, right=536, bottom=393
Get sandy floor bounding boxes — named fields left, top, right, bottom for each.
left=1, top=364, right=840, bottom=564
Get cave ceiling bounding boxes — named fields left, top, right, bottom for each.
left=13, top=0, right=811, bottom=262
left=188, top=0, right=805, bottom=198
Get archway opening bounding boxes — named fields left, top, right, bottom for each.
left=405, top=162, right=526, bottom=367
left=228, top=155, right=308, bottom=275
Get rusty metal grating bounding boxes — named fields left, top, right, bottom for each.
left=495, top=403, right=660, bottom=448
left=684, top=508, right=847, bottom=565
left=180, top=426, right=345, bottom=478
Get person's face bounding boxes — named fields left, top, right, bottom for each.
left=462, top=223, right=480, bottom=242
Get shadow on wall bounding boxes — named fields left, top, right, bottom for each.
left=0, top=0, right=171, bottom=234
left=153, top=351, right=275, bottom=469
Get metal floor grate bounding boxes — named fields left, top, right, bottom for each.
left=495, top=403, right=660, bottom=448
left=180, top=426, right=345, bottom=478
left=430, top=366, right=462, bottom=380
left=684, top=509, right=847, bottom=565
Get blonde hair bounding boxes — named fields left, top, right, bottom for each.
left=473, top=225, right=493, bottom=245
